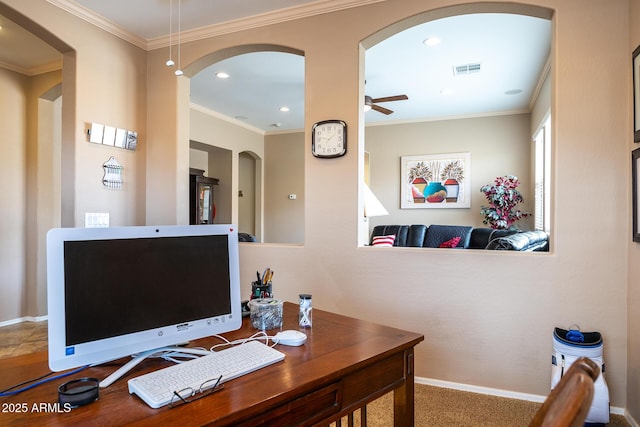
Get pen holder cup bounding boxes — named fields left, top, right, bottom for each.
left=251, top=281, right=273, bottom=299
left=248, top=298, right=283, bottom=330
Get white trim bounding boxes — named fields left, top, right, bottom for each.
left=0, top=316, right=48, bottom=328
left=47, top=0, right=386, bottom=51
left=416, top=376, right=628, bottom=418
left=46, top=0, right=148, bottom=49
left=190, top=103, right=265, bottom=135
left=364, top=109, right=530, bottom=128
left=625, top=411, right=640, bottom=427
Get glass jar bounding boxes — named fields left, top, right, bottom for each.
left=298, top=294, right=312, bottom=328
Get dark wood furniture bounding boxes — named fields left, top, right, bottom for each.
left=0, top=303, right=423, bottom=426
left=189, top=168, right=219, bottom=225
left=529, top=357, right=600, bottom=427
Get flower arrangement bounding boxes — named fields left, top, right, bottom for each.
left=480, top=175, right=530, bottom=229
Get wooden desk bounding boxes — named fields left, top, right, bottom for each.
left=0, top=303, right=423, bottom=426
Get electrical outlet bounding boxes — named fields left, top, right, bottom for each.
left=85, top=213, right=109, bottom=228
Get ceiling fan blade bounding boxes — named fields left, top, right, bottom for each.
left=371, top=104, right=394, bottom=115
left=371, top=95, right=408, bottom=103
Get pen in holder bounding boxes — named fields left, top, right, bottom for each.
left=251, top=280, right=272, bottom=299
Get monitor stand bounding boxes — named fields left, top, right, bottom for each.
left=99, top=346, right=212, bottom=388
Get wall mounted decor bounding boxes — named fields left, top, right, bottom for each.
left=89, top=123, right=104, bottom=144
left=115, top=128, right=127, bottom=148
left=87, top=123, right=138, bottom=151
left=126, top=131, right=138, bottom=150
left=102, top=126, right=116, bottom=146
left=401, top=152, right=471, bottom=209
left=103, top=156, right=123, bottom=189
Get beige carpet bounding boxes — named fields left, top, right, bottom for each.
left=335, top=383, right=631, bottom=427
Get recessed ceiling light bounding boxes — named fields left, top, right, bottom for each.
left=505, top=89, right=523, bottom=95
left=279, top=106, right=290, bottom=112
left=423, top=37, right=441, bottom=47
left=216, top=72, right=230, bottom=79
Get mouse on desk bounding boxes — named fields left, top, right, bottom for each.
left=274, top=330, right=307, bottom=346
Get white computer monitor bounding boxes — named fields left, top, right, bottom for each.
left=46, top=224, right=242, bottom=385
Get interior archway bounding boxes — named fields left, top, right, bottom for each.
left=359, top=3, right=553, bottom=248
left=186, top=45, right=305, bottom=244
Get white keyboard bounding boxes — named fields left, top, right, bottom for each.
left=128, top=341, right=285, bottom=408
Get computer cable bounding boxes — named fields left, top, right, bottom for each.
left=210, top=331, right=277, bottom=350
left=0, top=365, right=89, bottom=397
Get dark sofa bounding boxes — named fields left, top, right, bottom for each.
left=370, top=224, right=549, bottom=251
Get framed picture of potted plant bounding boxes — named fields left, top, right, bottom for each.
left=633, top=148, right=640, bottom=242
left=400, top=152, right=471, bottom=209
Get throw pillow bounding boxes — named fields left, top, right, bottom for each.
left=372, top=235, right=396, bottom=247
left=439, top=236, right=461, bottom=248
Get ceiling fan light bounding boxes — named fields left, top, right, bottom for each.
left=423, top=37, right=441, bottom=47
left=364, top=95, right=373, bottom=111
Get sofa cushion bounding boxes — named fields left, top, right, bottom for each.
left=371, top=234, right=396, bottom=247
left=370, top=225, right=409, bottom=246
left=406, top=225, right=428, bottom=247
left=439, top=236, right=462, bottom=248
left=468, top=228, right=520, bottom=249
left=424, top=225, right=473, bottom=248
left=485, top=230, right=549, bottom=251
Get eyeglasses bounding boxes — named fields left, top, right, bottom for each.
left=169, top=375, right=224, bottom=408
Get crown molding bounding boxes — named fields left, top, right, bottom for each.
left=47, top=0, right=154, bottom=50
left=190, top=102, right=266, bottom=136
left=47, top=0, right=386, bottom=51
left=148, top=0, right=386, bottom=50
left=0, top=59, right=62, bottom=76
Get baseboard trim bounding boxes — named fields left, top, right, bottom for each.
left=625, top=411, right=640, bottom=427
left=415, top=376, right=627, bottom=418
left=0, top=316, right=48, bottom=328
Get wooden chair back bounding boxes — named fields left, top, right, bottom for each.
left=529, top=357, right=600, bottom=427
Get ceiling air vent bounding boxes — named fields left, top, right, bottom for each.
left=453, top=63, right=481, bottom=76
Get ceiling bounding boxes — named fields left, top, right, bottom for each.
left=1, top=1, right=551, bottom=133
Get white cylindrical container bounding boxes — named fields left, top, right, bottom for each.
left=299, top=294, right=312, bottom=328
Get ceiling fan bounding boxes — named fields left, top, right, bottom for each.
left=364, top=94, right=409, bottom=115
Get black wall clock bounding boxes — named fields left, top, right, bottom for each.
left=311, top=120, right=347, bottom=158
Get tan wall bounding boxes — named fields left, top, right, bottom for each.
left=628, top=0, right=640, bottom=420
left=365, top=113, right=533, bottom=231
left=264, top=132, right=305, bottom=244
left=189, top=107, right=264, bottom=229
left=167, top=0, right=629, bottom=408
left=2, top=0, right=636, bottom=417
left=0, top=68, right=28, bottom=320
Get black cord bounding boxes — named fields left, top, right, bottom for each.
left=0, top=365, right=90, bottom=397
left=0, top=371, right=54, bottom=393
